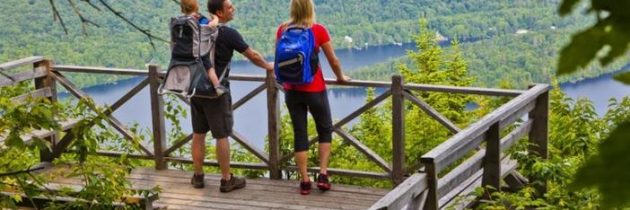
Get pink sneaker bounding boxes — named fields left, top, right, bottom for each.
left=317, top=174, right=331, bottom=191
left=300, top=181, right=312, bottom=195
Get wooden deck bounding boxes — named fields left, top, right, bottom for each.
left=2, top=57, right=550, bottom=210
left=47, top=167, right=389, bottom=210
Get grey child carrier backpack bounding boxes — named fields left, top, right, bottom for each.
left=159, top=15, right=227, bottom=99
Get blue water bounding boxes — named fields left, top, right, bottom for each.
left=59, top=43, right=630, bottom=150
left=561, top=70, right=630, bottom=116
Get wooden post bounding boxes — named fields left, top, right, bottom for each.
left=528, top=84, right=549, bottom=195
left=481, top=122, right=501, bottom=197
left=391, top=75, right=405, bottom=185
left=149, top=65, right=167, bottom=170
left=266, top=71, right=281, bottom=179
left=422, top=159, right=438, bottom=210
left=34, top=59, right=57, bottom=162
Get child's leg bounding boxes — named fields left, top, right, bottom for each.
left=209, top=15, right=219, bottom=27
left=208, top=67, right=226, bottom=96
left=208, top=67, right=221, bottom=87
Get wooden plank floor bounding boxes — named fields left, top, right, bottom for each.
left=49, top=167, right=389, bottom=210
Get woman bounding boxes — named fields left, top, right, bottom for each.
left=276, top=0, right=350, bottom=195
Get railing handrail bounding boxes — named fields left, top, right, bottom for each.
left=421, top=84, right=550, bottom=172
left=52, top=64, right=525, bottom=97
left=0, top=56, right=44, bottom=71
left=54, top=65, right=150, bottom=76
left=369, top=173, right=429, bottom=210
left=48, top=63, right=538, bottom=182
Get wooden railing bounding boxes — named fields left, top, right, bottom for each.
left=370, top=83, right=549, bottom=209
left=2, top=57, right=548, bottom=209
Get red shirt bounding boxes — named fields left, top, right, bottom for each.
left=276, top=23, right=330, bottom=92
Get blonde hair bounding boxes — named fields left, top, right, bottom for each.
left=287, top=0, right=316, bottom=27
left=180, top=0, right=199, bottom=14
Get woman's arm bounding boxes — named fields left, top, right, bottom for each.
left=321, top=42, right=350, bottom=82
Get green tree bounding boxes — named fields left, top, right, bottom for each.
left=346, top=20, right=478, bottom=178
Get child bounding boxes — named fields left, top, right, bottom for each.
left=180, top=0, right=226, bottom=96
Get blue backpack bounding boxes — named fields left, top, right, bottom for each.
left=274, top=26, right=319, bottom=84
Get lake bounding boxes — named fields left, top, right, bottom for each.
left=561, top=70, right=630, bottom=116
left=60, top=43, right=630, bottom=150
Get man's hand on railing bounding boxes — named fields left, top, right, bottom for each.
left=265, top=62, right=274, bottom=72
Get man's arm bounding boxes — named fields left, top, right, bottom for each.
left=242, top=48, right=273, bottom=71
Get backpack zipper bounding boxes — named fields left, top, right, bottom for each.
left=278, top=55, right=303, bottom=68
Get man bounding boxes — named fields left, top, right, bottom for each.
left=190, top=0, right=273, bottom=192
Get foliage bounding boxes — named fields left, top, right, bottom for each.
left=557, top=0, right=630, bottom=209
left=5, top=0, right=619, bottom=89
left=470, top=87, right=614, bottom=209
left=614, top=71, right=630, bottom=85
left=571, top=121, right=630, bottom=209
left=350, top=24, right=630, bottom=88
left=163, top=95, right=190, bottom=170
left=557, top=0, right=630, bottom=83
left=339, top=88, right=392, bottom=188
left=0, top=80, right=157, bottom=209
left=317, top=20, right=479, bottom=188
left=5, top=0, right=625, bottom=91
left=470, top=87, right=630, bottom=210
left=0, top=147, right=41, bottom=209
left=0, top=97, right=63, bottom=150
left=398, top=20, right=476, bottom=171
left=475, top=187, right=548, bottom=210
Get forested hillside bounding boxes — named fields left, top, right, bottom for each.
left=349, top=24, right=630, bottom=88
left=1, top=0, right=597, bottom=87
left=347, top=4, right=629, bottom=88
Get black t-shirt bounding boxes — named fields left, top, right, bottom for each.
left=214, top=26, right=249, bottom=88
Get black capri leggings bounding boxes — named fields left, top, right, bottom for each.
left=285, top=90, right=333, bottom=152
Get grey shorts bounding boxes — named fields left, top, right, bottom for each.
left=190, top=93, right=233, bottom=139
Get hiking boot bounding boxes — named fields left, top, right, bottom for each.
left=317, top=173, right=331, bottom=191
left=191, top=173, right=205, bottom=189
left=300, top=181, right=312, bottom=195
left=220, top=173, right=246, bottom=193
left=215, top=86, right=228, bottom=97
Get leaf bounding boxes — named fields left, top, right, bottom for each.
left=597, top=18, right=630, bottom=66
left=557, top=22, right=606, bottom=76
left=558, top=0, right=582, bottom=16
left=614, top=72, right=630, bottom=85
left=557, top=6, right=630, bottom=77
left=30, top=138, right=52, bottom=152
left=571, top=121, right=630, bottom=209
left=591, top=1, right=630, bottom=19
left=10, top=194, right=22, bottom=202
left=5, top=132, right=25, bottom=149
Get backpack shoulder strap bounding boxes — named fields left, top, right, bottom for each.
left=217, top=62, right=230, bottom=82
left=212, top=24, right=230, bottom=83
